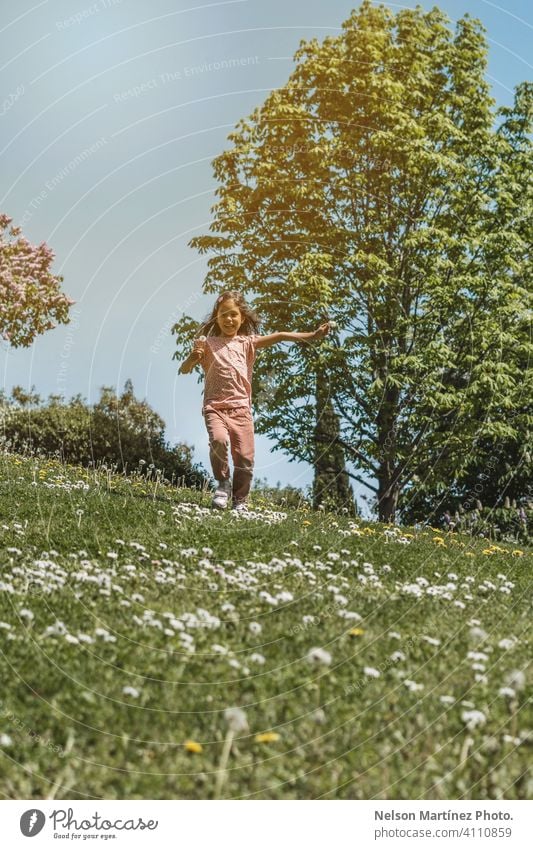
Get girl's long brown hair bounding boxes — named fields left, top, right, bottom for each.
left=197, top=290, right=261, bottom=337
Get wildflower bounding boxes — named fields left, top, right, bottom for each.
left=502, top=734, right=521, bottom=745
left=224, top=707, right=248, bottom=733
left=511, top=550, right=523, bottom=557
left=461, top=709, right=486, bottom=731
left=310, top=708, right=326, bottom=724
left=498, top=638, right=516, bottom=650
left=249, top=621, right=262, bottom=635
left=255, top=731, right=280, bottom=743
left=498, top=687, right=516, bottom=699
left=0, top=734, right=13, bottom=746
left=468, top=651, right=489, bottom=662
left=469, top=627, right=488, bottom=645
left=439, top=695, right=455, bottom=705
left=249, top=653, right=266, bottom=665
left=404, top=679, right=424, bottom=692
left=122, top=686, right=140, bottom=698
left=364, top=667, right=380, bottom=678
left=306, top=647, right=332, bottom=667
left=422, top=636, right=441, bottom=646
left=390, top=651, right=405, bottom=662
left=505, top=670, right=525, bottom=691
left=17, top=607, right=34, bottom=622
left=184, top=740, right=203, bottom=754
left=349, top=628, right=364, bottom=637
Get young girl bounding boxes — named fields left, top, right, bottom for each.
left=178, top=290, right=332, bottom=512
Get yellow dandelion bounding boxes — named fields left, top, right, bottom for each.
left=349, top=628, right=365, bottom=637
left=255, top=732, right=280, bottom=744
left=465, top=552, right=475, bottom=557
left=512, top=550, right=524, bottom=557
left=403, top=533, right=414, bottom=539
left=184, top=740, right=203, bottom=754
left=482, top=549, right=494, bottom=555
left=302, top=520, right=311, bottom=526
left=433, top=536, right=444, bottom=543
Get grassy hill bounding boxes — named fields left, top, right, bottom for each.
left=0, top=452, right=530, bottom=800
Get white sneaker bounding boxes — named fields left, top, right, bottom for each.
left=231, top=501, right=249, bottom=513
left=212, top=479, right=231, bottom=509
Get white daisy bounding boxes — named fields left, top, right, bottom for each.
left=461, top=709, right=486, bottom=731
left=306, top=647, right=332, bottom=667
left=224, top=707, right=248, bottom=733
left=122, top=686, right=140, bottom=698
left=364, top=667, right=380, bottom=678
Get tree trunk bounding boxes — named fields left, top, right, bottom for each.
left=376, top=380, right=401, bottom=522
left=313, top=366, right=357, bottom=516
left=377, top=470, right=400, bottom=522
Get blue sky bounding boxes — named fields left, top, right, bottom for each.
left=0, top=0, right=531, bottom=510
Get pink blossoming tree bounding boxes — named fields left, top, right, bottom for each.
left=0, top=214, right=75, bottom=347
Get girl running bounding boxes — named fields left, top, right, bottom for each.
left=178, top=290, right=332, bottom=512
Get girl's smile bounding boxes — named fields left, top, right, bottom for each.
left=217, top=299, right=243, bottom=337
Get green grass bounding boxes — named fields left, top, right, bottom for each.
left=0, top=452, right=531, bottom=800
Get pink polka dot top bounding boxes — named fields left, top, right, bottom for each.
left=201, top=333, right=259, bottom=414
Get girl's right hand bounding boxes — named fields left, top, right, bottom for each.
left=192, top=338, right=206, bottom=358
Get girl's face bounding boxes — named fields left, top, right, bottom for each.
left=216, top=299, right=243, bottom=338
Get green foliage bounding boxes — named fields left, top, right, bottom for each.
left=178, top=1, right=532, bottom=522
left=0, top=379, right=209, bottom=490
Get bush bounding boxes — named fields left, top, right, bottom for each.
left=252, top=476, right=311, bottom=509
left=0, top=380, right=210, bottom=491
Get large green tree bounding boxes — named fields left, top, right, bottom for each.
left=401, top=80, right=533, bottom=523
left=174, top=1, right=532, bottom=520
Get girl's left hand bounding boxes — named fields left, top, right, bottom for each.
left=313, top=321, right=333, bottom=340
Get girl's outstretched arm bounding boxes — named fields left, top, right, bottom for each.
left=254, top=321, right=334, bottom=350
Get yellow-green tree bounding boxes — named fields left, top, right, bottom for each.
left=175, top=1, right=532, bottom=521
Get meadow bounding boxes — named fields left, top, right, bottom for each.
left=0, top=452, right=530, bottom=800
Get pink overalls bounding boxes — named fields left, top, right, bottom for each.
left=201, top=333, right=258, bottom=505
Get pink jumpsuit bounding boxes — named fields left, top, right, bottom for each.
left=201, top=333, right=258, bottom=505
